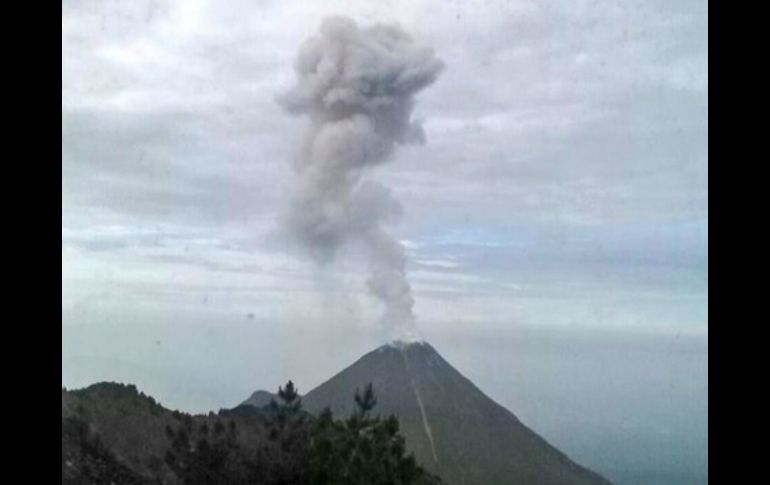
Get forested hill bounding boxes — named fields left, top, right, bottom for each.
left=62, top=381, right=444, bottom=485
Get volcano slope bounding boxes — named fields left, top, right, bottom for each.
left=299, top=341, right=612, bottom=485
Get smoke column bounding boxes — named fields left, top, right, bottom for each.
left=278, top=17, right=443, bottom=341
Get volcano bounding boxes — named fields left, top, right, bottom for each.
left=296, top=341, right=611, bottom=485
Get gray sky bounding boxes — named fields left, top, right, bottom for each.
left=62, top=0, right=707, bottom=480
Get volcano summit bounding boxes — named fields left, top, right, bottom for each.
left=247, top=341, right=612, bottom=485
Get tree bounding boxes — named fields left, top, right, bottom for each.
left=277, top=380, right=302, bottom=413
left=354, top=383, right=377, bottom=419
left=164, top=420, right=245, bottom=485
left=308, top=383, right=434, bottom=485
left=263, top=381, right=312, bottom=484
left=157, top=380, right=441, bottom=485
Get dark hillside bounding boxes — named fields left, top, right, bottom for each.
left=62, top=381, right=443, bottom=485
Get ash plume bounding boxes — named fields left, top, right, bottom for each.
left=278, top=17, right=443, bottom=341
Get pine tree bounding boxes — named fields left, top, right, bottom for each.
left=308, top=383, right=436, bottom=485
left=156, top=381, right=442, bottom=485
left=278, top=380, right=302, bottom=413
left=354, top=383, right=377, bottom=419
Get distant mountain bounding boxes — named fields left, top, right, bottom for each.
left=300, top=341, right=612, bottom=485
left=241, top=389, right=279, bottom=408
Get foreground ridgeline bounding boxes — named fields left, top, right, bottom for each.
left=62, top=381, right=444, bottom=485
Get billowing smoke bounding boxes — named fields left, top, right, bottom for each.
left=278, top=17, right=443, bottom=341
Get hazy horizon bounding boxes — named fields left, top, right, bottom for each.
left=62, top=320, right=707, bottom=485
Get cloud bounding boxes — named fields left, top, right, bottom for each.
left=62, top=0, right=707, bottom=336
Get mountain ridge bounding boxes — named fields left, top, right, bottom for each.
left=241, top=389, right=278, bottom=408
left=62, top=379, right=445, bottom=485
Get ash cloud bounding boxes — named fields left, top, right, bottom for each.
left=278, top=16, right=444, bottom=340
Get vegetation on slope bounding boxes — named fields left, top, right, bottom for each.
left=61, top=381, right=443, bottom=485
